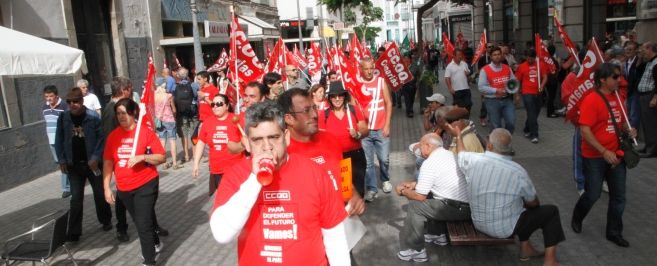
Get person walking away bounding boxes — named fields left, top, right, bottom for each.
left=154, top=77, right=181, bottom=170
left=172, top=67, right=198, bottom=163
left=42, top=85, right=70, bottom=198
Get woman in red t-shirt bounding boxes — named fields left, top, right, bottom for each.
left=572, top=63, right=637, bottom=248
left=102, top=98, right=166, bottom=266
left=319, top=83, right=369, bottom=196
left=310, top=84, right=328, bottom=121
left=192, top=94, right=245, bottom=196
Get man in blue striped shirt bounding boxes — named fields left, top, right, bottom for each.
left=42, top=85, right=70, bottom=198
left=450, top=127, right=564, bottom=266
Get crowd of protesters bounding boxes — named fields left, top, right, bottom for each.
left=39, top=30, right=657, bottom=265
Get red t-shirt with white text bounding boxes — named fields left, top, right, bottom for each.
left=578, top=91, right=625, bottom=158
left=318, top=105, right=365, bottom=152
left=199, top=85, right=219, bottom=122
left=198, top=113, right=244, bottom=174
left=288, top=131, right=343, bottom=189
left=212, top=155, right=347, bottom=265
left=515, top=61, right=544, bottom=95
left=103, top=127, right=165, bottom=191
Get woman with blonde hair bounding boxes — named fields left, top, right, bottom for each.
left=154, top=77, right=181, bottom=169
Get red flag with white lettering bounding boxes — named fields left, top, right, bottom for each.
left=130, top=55, right=156, bottom=156
left=554, top=17, right=579, bottom=63
left=535, top=33, right=557, bottom=74
left=306, top=42, right=322, bottom=75
left=207, top=48, right=229, bottom=72
left=442, top=32, right=455, bottom=64
left=228, top=15, right=264, bottom=84
left=334, top=48, right=369, bottom=106
left=563, top=38, right=604, bottom=124
left=374, top=42, right=413, bottom=92
left=286, top=49, right=308, bottom=70
left=471, top=31, right=487, bottom=66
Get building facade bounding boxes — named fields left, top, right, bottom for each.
left=0, top=0, right=277, bottom=191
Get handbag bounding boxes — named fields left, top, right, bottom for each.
left=595, top=90, right=640, bottom=168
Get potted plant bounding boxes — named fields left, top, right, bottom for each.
left=418, top=70, right=438, bottom=108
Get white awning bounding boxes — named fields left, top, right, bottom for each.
left=159, top=37, right=230, bottom=46
left=283, top=37, right=321, bottom=43
left=0, top=26, right=87, bottom=76
left=238, top=15, right=280, bottom=39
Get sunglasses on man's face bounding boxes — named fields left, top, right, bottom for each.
left=211, top=102, right=226, bottom=108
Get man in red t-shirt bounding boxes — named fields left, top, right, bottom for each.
left=515, top=49, right=548, bottom=143
left=196, top=71, right=219, bottom=123
left=278, top=88, right=365, bottom=215
left=209, top=101, right=349, bottom=265
left=572, top=63, right=637, bottom=248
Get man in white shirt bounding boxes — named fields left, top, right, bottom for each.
left=77, top=79, right=102, bottom=115
left=395, top=133, right=470, bottom=262
left=445, top=49, right=472, bottom=112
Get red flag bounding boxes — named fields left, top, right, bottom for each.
left=207, top=48, right=229, bottom=72
left=554, top=17, right=580, bottom=64
left=334, top=48, right=368, bottom=106
left=374, top=42, right=414, bottom=92
left=410, top=39, right=416, bottom=50
left=563, top=38, right=604, bottom=124
left=173, top=53, right=182, bottom=68
left=535, top=33, right=557, bottom=74
left=350, top=34, right=364, bottom=62
left=228, top=15, right=264, bottom=84
left=471, top=31, right=488, bottom=66
left=442, top=32, right=455, bottom=63
left=307, top=42, right=322, bottom=75
left=293, top=45, right=306, bottom=61
left=456, top=31, right=466, bottom=49
left=130, top=55, right=156, bottom=156
left=287, top=47, right=308, bottom=70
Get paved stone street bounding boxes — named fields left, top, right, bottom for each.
left=1, top=73, right=657, bottom=265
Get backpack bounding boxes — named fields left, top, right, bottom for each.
left=173, top=82, right=196, bottom=117
left=324, top=104, right=357, bottom=122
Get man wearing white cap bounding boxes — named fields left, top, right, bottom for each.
left=422, top=93, right=446, bottom=133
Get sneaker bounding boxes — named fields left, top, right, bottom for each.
left=155, top=226, right=169, bottom=237
left=364, top=191, right=377, bottom=202
left=523, top=132, right=531, bottom=138
left=155, top=242, right=163, bottom=254
left=61, top=191, right=72, bottom=198
left=397, top=248, right=428, bottom=262
left=602, top=181, right=609, bottom=193
left=531, top=137, right=539, bottom=144
left=578, top=189, right=585, bottom=196
left=116, top=231, right=129, bottom=242
left=424, top=234, right=448, bottom=246
left=382, top=181, right=393, bottom=193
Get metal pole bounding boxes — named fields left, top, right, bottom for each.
left=191, top=0, right=205, bottom=72
left=296, top=0, right=305, bottom=52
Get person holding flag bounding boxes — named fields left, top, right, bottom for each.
left=478, top=46, right=518, bottom=136
left=515, top=49, right=548, bottom=144
left=102, top=98, right=166, bottom=266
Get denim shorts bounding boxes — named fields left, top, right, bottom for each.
left=157, top=122, right=177, bottom=140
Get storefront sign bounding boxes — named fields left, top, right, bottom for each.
left=204, top=21, right=230, bottom=38
left=279, top=20, right=306, bottom=28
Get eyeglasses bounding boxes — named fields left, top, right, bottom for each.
left=286, top=69, right=298, bottom=72
left=289, top=105, right=318, bottom=115
left=66, top=99, right=81, bottom=104
left=211, top=102, right=226, bottom=108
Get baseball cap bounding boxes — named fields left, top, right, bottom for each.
left=426, top=93, right=446, bottom=104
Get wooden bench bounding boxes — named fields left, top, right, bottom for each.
left=447, top=221, right=515, bottom=245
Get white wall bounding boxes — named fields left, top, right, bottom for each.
left=0, top=0, right=67, bottom=39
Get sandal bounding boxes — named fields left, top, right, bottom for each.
left=163, top=161, right=173, bottom=169
left=173, top=164, right=184, bottom=170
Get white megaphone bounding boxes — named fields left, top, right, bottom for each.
left=505, top=79, right=519, bottom=94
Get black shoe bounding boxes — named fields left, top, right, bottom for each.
left=406, top=113, right=414, bottom=118
left=155, top=227, right=169, bottom=237
left=66, top=234, right=80, bottom=242
left=606, top=235, right=630, bottom=247
left=102, top=223, right=113, bottom=231
left=116, top=231, right=129, bottom=242
left=61, top=191, right=71, bottom=198
left=571, top=218, right=582, bottom=234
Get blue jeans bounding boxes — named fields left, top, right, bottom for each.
left=627, top=94, right=641, bottom=129
left=522, top=94, right=542, bottom=138
left=362, top=130, right=390, bottom=192
left=483, top=97, right=516, bottom=133
left=573, top=158, right=626, bottom=237
left=50, top=144, right=70, bottom=192
left=572, top=128, right=585, bottom=191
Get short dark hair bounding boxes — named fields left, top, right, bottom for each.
left=111, top=76, right=132, bottom=97
left=43, top=85, right=58, bottom=95
left=245, top=101, right=286, bottom=136
left=594, top=63, right=618, bottom=87
left=525, top=48, right=537, bottom=58
left=263, top=72, right=282, bottom=86
left=309, top=84, right=324, bottom=95
left=547, top=45, right=556, bottom=56
left=213, top=94, right=234, bottom=112
left=114, top=98, right=140, bottom=118
left=277, top=88, right=310, bottom=114
left=489, top=46, right=502, bottom=54
left=454, top=48, right=463, bottom=55
left=196, top=71, right=210, bottom=80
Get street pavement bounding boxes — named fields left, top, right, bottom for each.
left=1, top=71, right=657, bottom=265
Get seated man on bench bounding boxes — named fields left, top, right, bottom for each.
left=395, top=133, right=471, bottom=263
left=450, top=127, right=564, bottom=266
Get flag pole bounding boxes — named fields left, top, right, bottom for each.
left=231, top=6, right=241, bottom=114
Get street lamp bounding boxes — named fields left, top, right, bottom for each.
left=191, top=0, right=205, bottom=72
